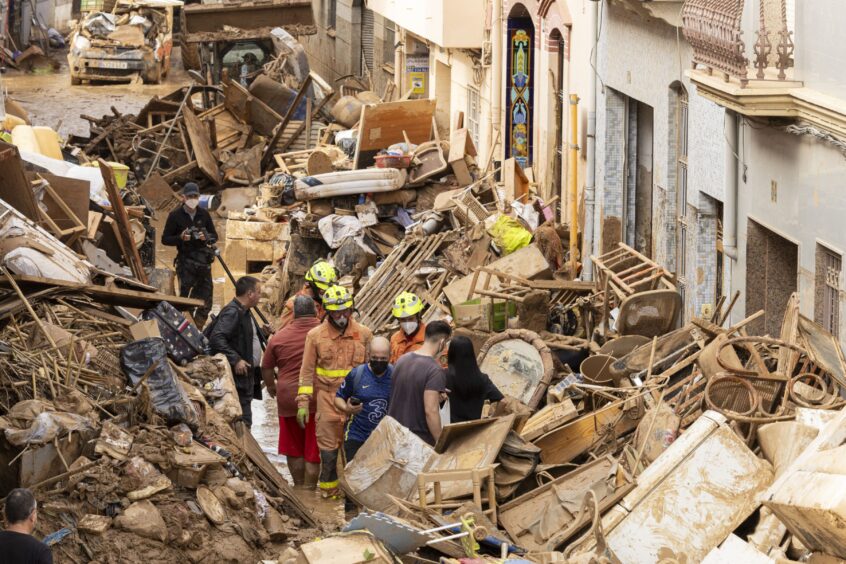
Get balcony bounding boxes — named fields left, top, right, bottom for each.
left=614, top=0, right=685, bottom=28
left=367, top=0, right=484, bottom=49
left=683, top=0, right=846, bottom=137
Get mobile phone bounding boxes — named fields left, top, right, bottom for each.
left=350, top=397, right=362, bottom=406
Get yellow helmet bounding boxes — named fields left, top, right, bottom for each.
left=392, top=291, right=424, bottom=318
left=305, top=259, right=337, bottom=291
left=322, top=284, right=353, bottom=311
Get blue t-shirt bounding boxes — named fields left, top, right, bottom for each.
left=336, top=363, right=394, bottom=444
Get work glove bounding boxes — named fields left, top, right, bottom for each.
left=296, top=407, right=309, bottom=429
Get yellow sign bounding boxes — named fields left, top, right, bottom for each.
left=410, top=72, right=426, bottom=95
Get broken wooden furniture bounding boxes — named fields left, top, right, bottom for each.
left=353, top=98, right=437, bottom=169
left=355, top=230, right=458, bottom=333
left=477, top=330, right=555, bottom=409
left=417, top=465, right=498, bottom=523
left=498, top=455, right=633, bottom=552
left=573, top=410, right=774, bottom=563
left=99, top=159, right=148, bottom=285
left=589, top=243, right=677, bottom=337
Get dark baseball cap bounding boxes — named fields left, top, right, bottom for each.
left=182, top=182, right=200, bottom=197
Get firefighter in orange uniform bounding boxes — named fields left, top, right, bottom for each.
left=388, top=291, right=427, bottom=364
left=296, top=284, right=372, bottom=497
left=277, top=259, right=337, bottom=330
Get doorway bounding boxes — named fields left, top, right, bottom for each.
left=745, top=219, right=798, bottom=336
left=623, top=98, right=654, bottom=258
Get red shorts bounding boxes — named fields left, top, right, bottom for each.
left=278, top=415, right=320, bottom=464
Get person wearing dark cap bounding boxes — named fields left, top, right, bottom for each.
left=161, top=182, right=218, bottom=328
left=0, top=488, right=52, bottom=563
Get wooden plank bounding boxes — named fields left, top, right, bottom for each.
left=233, top=421, right=316, bottom=526
left=354, top=98, right=436, bottom=168
left=261, top=74, right=313, bottom=169
left=0, top=274, right=202, bottom=310
left=99, top=159, right=148, bottom=285
left=183, top=106, right=220, bottom=185
left=520, top=398, right=578, bottom=442
left=534, top=399, right=642, bottom=465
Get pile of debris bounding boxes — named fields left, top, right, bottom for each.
left=3, top=19, right=846, bottom=561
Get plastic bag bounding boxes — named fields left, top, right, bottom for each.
left=120, top=337, right=200, bottom=428
left=487, top=215, right=532, bottom=255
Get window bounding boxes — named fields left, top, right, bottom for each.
left=466, top=86, right=481, bottom=148
left=675, top=86, right=689, bottom=302
left=326, top=0, right=336, bottom=29
left=815, top=244, right=841, bottom=337
left=383, top=22, right=396, bottom=66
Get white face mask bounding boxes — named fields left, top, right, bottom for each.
left=185, top=198, right=199, bottom=210
left=401, top=320, right=418, bottom=335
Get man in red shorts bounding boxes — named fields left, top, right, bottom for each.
left=261, top=295, right=321, bottom=486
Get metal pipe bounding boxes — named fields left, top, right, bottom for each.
left=724, top=111, right=739, bottom=260
left=569, top=94, right=580, bottom=278
left=582, top=0, right=599, bottom=281
left=490, top=0, right=503, bottom=163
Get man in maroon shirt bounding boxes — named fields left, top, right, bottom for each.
left=261, top=295, right=321, bottom=486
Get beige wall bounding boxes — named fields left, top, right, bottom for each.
left=368, top=0, right=484, bottom=48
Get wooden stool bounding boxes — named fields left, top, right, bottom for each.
left=416, top=465, right=498, bottom=523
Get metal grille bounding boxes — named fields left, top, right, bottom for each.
left=361, top=8, right=375, bottom=75
left=817, top=245, right=841, bottom=337
left=466, top=86, right=481, bottom=148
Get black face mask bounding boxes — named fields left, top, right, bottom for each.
left=370, top=360, right=389, bottom=375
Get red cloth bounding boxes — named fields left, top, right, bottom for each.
left=278, top=415, right=320, bottom=464
left=262, top=316, right=321, bottom=417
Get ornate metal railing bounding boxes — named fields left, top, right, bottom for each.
left=682, top=0, right=794, bottom=86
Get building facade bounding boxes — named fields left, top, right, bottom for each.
left=591, top=0, right=727, bottom=321
left=685, top=0, right=846, bottom=339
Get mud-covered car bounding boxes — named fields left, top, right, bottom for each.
left=68, top=0, right=182, bottom=84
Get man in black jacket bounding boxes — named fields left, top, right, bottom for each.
left=209, top=276, right=264, bottom=426
left=161, top=182, right=218, bottom=328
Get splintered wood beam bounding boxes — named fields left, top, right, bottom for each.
left=99, top=159, right=148, bottom=285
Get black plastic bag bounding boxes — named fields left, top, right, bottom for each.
left=121, top=337, right=199, bottom=428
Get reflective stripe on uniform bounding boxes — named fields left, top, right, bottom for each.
left=318, top=480, right=339, bottom=489
left=315, top=367, right=351, bottom=378
left=297, top=386, right=314, bottom=395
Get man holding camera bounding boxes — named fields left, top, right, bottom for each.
left=161, top=182, right=218, bottom=328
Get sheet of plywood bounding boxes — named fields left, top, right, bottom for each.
left=422, top=415, right=514, bottom=500
left=0, top=141, right=39, bottom=222
left=443, top=244, right=551, bottom=306
left=503, top=157, right=529, bottom=202
left=41, top=173, right=89, bottom=228
left=183, top=106, right=220, bottom=185
left=797, top=314, right=846, bottom=388
left=534, top=399, right=641, bottom=465
left=354, top=98, right=436, bottom=168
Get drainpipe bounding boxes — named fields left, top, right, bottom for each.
left=582, top=0, right=599, bottom=281
left=490, top=0, right=503, bottom=164
left=569, top=94, right=580, bottom=279
left=724, top=110, right=739, bottom=261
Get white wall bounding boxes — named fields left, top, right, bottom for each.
left=731, top=123, right=846, bottom=340
left=368, top=0, right=484, bottom=48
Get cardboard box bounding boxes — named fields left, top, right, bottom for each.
left=129, top=319, right=161, bottom=340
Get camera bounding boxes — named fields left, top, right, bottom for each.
left=187, top=226, right=210, bottom=241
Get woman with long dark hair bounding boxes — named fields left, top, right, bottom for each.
left=446, top=336, right=504, bottom=423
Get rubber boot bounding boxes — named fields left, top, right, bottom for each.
left=318, top=449, right=341, bottom=499
left=304, top=462, right=320, bottom=489
left=287, top=457, right=305, bottom=487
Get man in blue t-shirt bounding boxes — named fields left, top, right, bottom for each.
left=334, top=336, right=393, bottom=461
